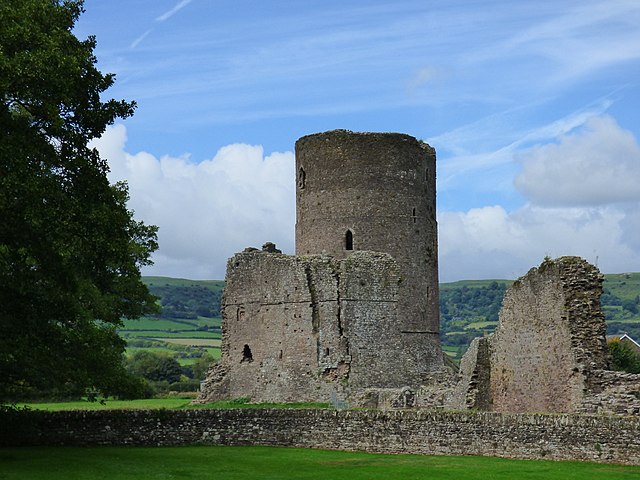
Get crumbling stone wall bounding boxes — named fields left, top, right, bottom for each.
left=448, top=337, right=491, bottom=410
left=489, top=256, right=607, bottom=412
left=199, top=249, right=428, bottom=404
left=450, top=256, right=625, bottom=414
left=581, top=369, right=640, bottom=415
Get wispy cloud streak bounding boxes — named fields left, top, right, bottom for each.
left=130, top=28, right=153, bottom=49
left=156, top=0, right=193, bottom=22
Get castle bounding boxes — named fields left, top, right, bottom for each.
left=199, top=129, right=640, bottom=414
left=199, top=130, right=446, bottom=404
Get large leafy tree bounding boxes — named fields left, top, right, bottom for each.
left=0, top=0, right=159, bottom=399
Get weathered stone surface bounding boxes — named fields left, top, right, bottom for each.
left=4, top=409, right=640, bottom=465
left=199, top=250, right=422, bottom=404
left=450, top=256, right=634, bottom=414
left=199, top=130, right=445, bottom=404
left=448, top=337, right=491, bottom=410
left=581, top=370, right=640, bottom=415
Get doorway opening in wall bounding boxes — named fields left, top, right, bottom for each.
left=241, top=344, right=253, bottom=363
left=345, top=230, right=353, bottom=250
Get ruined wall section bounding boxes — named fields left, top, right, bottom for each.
left=339, top=252, right=402, bottom=389
left=199, top=250, right=406, bottom=404
left=580, top=370, right=640, bottom=415
left=489, top=257, right=607, bottom=413
left=295, top=130, right=442, bottom=372
left=447, top=337, right=492, bottom=410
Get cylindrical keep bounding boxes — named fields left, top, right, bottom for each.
left=295, top=130, right=442, bottom=371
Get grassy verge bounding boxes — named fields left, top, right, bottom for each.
left=18, top=397, right=330, bottom=411
left=0, top=446, right=638, bottom=480
left=17, top=397, right=196, bottom=411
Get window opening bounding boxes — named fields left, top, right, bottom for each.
left=345, top=230, right=353, bottom=250
left=241, top=344, right=253, bottom=363
left=412, top=207, right=417, bottom=223
left=298, top=167, right=306, bottom=189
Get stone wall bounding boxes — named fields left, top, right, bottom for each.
left=200, top=249, right=441, bottom=404
left=581, top=370, right=640, bottom=415
left=450, top=257, right=637, bottom=414
left=3, top=408, right=640, bottom=465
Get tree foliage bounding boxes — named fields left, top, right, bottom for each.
left=126, top=351, right=183, bottom=385
left=608, top=340, right=640, bottom=374
left=0, top=0, right=158, bottom=400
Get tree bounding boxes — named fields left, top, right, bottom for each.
left=608, top=340, right=640, bottom=374
left=126, top=352, right=183, bottom=385
left=0, top=0, right=159, bottom=400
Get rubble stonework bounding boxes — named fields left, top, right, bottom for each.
left=5, top=409, right=640, bottom=465
left=199, top=130, right=444, bottom=404
left=451, top=256, right=640, bottom=414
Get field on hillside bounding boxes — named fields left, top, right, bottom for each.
left=120, top=277, right=225, bottom=365
left=1, top=446, right=638, bottom=480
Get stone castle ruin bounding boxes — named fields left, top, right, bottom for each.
left=199, top=130, right=640, bottom=414
left=199, top=130, right=444, bottom=404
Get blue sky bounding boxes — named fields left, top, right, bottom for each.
left=77, top=0, right=640, bottom=281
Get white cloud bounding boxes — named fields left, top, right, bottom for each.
left=91, top=124, right=295, bottom=279
left=92, top=118, right=640, bottom=283
left=515, top=115, right=640, bottom=206
left=439, top=114, right=640, bottom=281
left=438, top=204, right=638, bottom=282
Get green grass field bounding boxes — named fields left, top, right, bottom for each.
left=19, top=398, right=196, bottom=411
left=20, top=398, right=330, bottom=411
left=0, top=446, right=638, bottom=480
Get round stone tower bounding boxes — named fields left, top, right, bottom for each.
left=295, top=130, right=443, bottom=375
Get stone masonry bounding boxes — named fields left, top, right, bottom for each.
left=4, top=409, right=640, bottom=465
left=451, top=256, right=640, bottom=414
left=199, top=130, right=444, bottom=404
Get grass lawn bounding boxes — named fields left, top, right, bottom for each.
left=20, top=398, right=329, bottom=411
left=18, top=398, right=196, bottom=411
left=0, top=446, right=638, bottom=480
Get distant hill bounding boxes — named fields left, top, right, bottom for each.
left=125, top=274, right=640, bottom=365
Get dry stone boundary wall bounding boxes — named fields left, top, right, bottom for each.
left=2, top=408, right=640, bottom=465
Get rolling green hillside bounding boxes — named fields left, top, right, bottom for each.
left=126, top=274, right=640, bottom=366
left=117, top=277, right=224, bottom=366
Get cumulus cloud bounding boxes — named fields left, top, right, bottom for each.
left=438, top=204, right=637, bottom=282
left=439, top=114, right=640, bottom=281
left=92, top=117, right=640, bottom=283
left=514, top=115, right=640, bottom=206
left=91, top=124, right=295, bottom=280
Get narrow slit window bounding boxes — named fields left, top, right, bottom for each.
left=345, top=230, right=353, bottom=250
left=241, top=344, right=253, bottom=363
left=298, top=167, right=306, bottom=189
left=412, top=207, right=417, bottom=223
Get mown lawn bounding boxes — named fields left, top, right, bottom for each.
left=18, top=398, right=196, bottom=411
left=0, top=446, right=638, bottom=480
left=19, top=398, right=329, bottom=411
